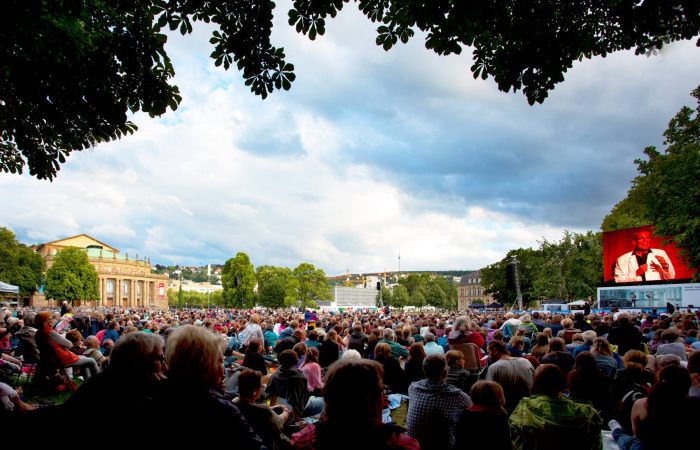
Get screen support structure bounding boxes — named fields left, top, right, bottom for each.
left=511, top=256, right=524, bottom=311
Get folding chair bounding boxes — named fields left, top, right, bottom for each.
left=449, top=342, right=488, bottom=379
left=14, top=358, right=38, bottom=386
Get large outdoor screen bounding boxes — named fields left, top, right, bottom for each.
left=602, top=225, right=695, bottom=284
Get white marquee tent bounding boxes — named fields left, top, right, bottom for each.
left=0, top=281, right=19, bottom=294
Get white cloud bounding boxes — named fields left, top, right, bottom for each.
left=2, top=7, right=699, bottom=275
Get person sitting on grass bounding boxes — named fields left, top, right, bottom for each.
left=291, top=359, right=419, bottom=450
left=266, top=349, right=324, bottom=420
left=510, top=364, right=602, bottom=450
left=154, top=325, right=263, bottom=446
left=0, top=382, right=36, bottom=414
left=82, top=335, right=108, bottom=369
left=64, top=331, right=166, bottom=419
left=454, top=381, right=511, bottom=450
left=445, top=350, right=470, bottom=394
left=34, top=311, right=98, bottom=382
left=234, top=368, right=292, bottom=450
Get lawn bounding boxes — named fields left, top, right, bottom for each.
left=15, top=374, right=81, bottom=406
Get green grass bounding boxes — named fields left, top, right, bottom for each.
left=390, top=401, right=408, bottom=427
left=15, top=375, right=82, bottom=406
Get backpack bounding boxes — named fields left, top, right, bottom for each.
left=617, top=383, right=649, bottom=432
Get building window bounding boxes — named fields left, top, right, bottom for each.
left=122, top=281, right=129, bottom=295
left=136, top=283, right=141, bottom=296
left=106, top=280, right=114, bottom=294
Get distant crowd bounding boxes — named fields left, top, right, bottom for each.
left=1, top=302, right=699, bottom=449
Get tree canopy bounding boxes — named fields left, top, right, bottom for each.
left=481, top=231, right=602, bottom=307
left=378, top=273, right=457, bottom=309
left=603, top=85, right=700, bottom=275
left=0, top=227, right=44, bottom=296
left=221, top=252, right=256, bottom=308
left=167, top=288, right=222, bottom=308
left=256, top=265, right=292, bottom=308
left=284, top=262, right=331, bottom=309
left=44, top=247, right=99, bottom=303
left=3, top=1, right=698, bottom=179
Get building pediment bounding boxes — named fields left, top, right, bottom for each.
left=39, top=234, right=119, bottom=253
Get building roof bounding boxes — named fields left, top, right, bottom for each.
left=459, top=270, right=482, bottom=286
left=37, top=234, right=119, bottom=253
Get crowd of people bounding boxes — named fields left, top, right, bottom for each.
left=1, top=302, right=699, bottom=449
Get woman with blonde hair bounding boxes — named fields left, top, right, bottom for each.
left=557, top=317, right=580, bottom=343
left=241, top=314, right=264, bottom=351
left=154, top=325, right=263, bottom=446
left=591, top=337, right=623, bottom=377
left=530, top=333, right=549, bottom=362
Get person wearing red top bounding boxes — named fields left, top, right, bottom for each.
left=448, top=316, right=485, bottom=349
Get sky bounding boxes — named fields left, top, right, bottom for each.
left=2, top=4, right=699, bottom=277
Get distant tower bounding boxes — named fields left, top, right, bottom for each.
left=207, top=264, right=211, bottom=277
left=398, top=250, right=401, bottom=276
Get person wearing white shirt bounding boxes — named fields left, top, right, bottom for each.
left=614, top=230, right=675, bottom=283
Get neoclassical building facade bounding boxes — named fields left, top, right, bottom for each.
left=34, top=234, right=168, bottom=309
left=458, top=270, right=492, bottom=310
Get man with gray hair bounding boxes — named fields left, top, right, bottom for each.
left=423, top=332, right=444, bottom=356
left=407, top=354, right=472, bottom=450
left=572, top=330, right=598, bottom=358
left=378, top=327, right=408, bottom=360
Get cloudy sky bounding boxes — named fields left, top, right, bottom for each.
left=2, top=4, right=699, bottom=276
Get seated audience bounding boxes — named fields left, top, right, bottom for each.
left=291, top=359, right=419, bottom=450
left=454, top=380, right=512, bottom=450
left=510, top=364, right=603, bottom=450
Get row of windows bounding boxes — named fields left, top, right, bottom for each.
left=104, top=280, right=145, bottom=296
left=460, top=287, right=483, bottom=296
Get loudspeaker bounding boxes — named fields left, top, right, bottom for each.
left=506, top=263, right=516, bottom=290
left=377, top=281, right=381, bottom=290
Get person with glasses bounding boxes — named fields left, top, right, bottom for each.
left=62, top=331, right=166, bottom=419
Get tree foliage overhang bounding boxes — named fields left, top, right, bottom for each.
left=2, top=0, right=699, bottom=179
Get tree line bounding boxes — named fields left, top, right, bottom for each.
left=378, top=273, right=458, bottom=310
left=480, top=231, right=602, bottom=309
left=173, top=252, right=332, bottom=310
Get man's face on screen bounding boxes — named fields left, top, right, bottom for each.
left=633, top=231, right=651, bottom=251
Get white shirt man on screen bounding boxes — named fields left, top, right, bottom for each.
left=614, top=230, right=675, bottom=283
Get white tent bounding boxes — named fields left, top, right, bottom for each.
left=0, top=281, right=19, bottom=294
left=567, top=300, right=587, bottom=306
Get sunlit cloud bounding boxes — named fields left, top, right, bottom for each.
left=2, top=6, right=699, bottom=274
